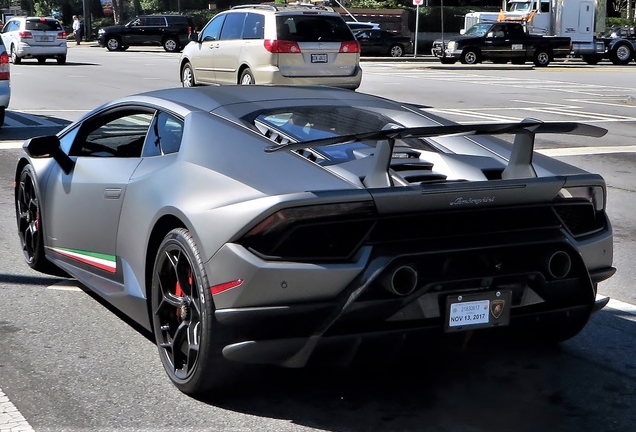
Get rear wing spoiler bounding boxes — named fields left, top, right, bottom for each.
left=264, top=118, right=607, bottom=186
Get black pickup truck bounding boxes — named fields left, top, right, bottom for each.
left=431, top=22, right=571, bottom=67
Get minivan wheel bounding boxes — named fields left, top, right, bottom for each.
left=37, top=57, right=46, bottom=64
left=57, top=56, right=66, bottom=65
left=11, top=46, right=21, bottom=64
left=0, top=107, right=5, bottom=127
left=163, top=37, right=179, bottom=53
left=181, top=63, right=196, bottom=87
left=106, top=37, right=121, bottom=51
left=240, top=68, right=254, bottom=85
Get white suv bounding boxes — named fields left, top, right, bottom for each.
left=179, top=4, right=362, bottom=90
left=1, top=17, right=68, bottom=65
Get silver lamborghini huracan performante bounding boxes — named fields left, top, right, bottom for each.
left=15, top=86, right=615, bottom=395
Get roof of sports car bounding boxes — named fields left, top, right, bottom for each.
left=133, top=86, right=388, bottom=113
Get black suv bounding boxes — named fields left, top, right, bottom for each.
left=97, top=15, right=195, bottom=52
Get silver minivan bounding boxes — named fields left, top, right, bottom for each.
left=179, top=4, right=362, bottom=90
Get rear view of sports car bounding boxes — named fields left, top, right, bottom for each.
left=14, top=86, right=615, bottom=395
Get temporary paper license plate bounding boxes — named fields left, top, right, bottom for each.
left=311, top=54, right=328, bottom=63
left=445, top=290, right=511, bottom=332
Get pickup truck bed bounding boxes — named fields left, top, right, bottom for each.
left=431, top=21, right=572, bottom=67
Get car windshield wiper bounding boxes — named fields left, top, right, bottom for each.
left=264, top=119, right=607, bottom=186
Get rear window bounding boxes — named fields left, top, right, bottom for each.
left=276, top=15, right=354, bottom=42
left=25, top=19, right=63, bottom=31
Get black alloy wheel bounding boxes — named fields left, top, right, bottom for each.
left=15, top=164, right=63, bottom=276
left=151, top=228, right=239, bottom=394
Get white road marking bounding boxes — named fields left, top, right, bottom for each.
left=0, top=387, right=34, bottom=432
left=0, top=141, right=23, bottom=149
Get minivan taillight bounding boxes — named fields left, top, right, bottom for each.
left=339, top=40, right=360, bottom=53
left=264, top=39, right=301, bottom=53
left=57, top=31, right=67, bottom=39
left=19, top=31, right=33, bottom=39
left=0, top=51, right=10, bottom=80
left=187, top=26, right=192, bottom=35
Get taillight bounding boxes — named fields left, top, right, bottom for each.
left=339, top=40, right=360, bottom=53
left=0, top=51, right=10, bottom=80
left=57, top=31, right=66, bottom=39
left=264, top=39, right=301, bottom=53
left=19, top=31, right=33, bottom=39
left=187, top=26, right=192, bottom=35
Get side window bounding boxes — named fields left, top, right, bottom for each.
left=242, top=13, right=264, bottom=40
left=70, top=110, right=155, bottom=158
left=201, top=15, right=225, bottom=42
left=142, top=112, right=184, bottom=157
left=146, top=17, right=165, bottom=27
left=220, top=12, right=246, bottom=41
left=540, top=0, right=550, bottom=12
left=130, top=18, right=144, bottom=27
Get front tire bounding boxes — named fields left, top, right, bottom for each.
left=533, top=49, right=551, bottom=67
left=389, top=44, right=404, bottom=57
left=582, top=54, right=602, bottom=65
left=240, top=68, right=254, bottom=85
left=439, top=58, right=457, bottom=64
left=15, top=165, right=63, bottom=276
left=181, top=62, right=196, bottom=87
left=106, top=36, right=121, bottom=51
left=460, top=48, right=480, bottom=65
left=151, top=228, right=240, bottom=394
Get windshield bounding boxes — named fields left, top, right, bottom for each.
left=465, top=23, right=493, bottom=36
left=508, top=1, right=532, bottom=12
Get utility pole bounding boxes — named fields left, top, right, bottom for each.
left=83, top=0, right=91, bottom=41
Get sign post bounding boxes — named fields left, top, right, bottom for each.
left=413, top=0, right=423, bottom=57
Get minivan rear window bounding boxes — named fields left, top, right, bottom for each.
left=26, top=19, right=63, bottom=31
left=276, top=16, right=354, bottom=42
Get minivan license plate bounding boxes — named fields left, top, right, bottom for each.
left=311, top=54, right=328, bottom=63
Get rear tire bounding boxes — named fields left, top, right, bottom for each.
left=163, top=37, right=179, bottom=53
left=389, top=44, right=404, bottom=57
left=181, top=62, right=196, bottom=87
left=37, top=57, right=46, bottom=64
left=151, top=228, right=243, bottom=394
left=240, top=68, right=254, bottom=85
left=11, top=45, right=21, bottom=64
left=610, top=43, right=633, bottom=65
left=57, top=56, right=66, bottom=65
left=581, top=54, right=602, bottom=65
left=439, top=58, right=456, bottom=64
left=0, top=107, right=5, bottom=127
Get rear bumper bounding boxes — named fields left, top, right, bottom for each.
left=16, top=43, right=67, bottom=58
left=253, top=65, right=363, bottom=90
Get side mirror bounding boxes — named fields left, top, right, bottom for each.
left=188, top=32, right=199, bottom=42
left=24, top=135, right=74, bottom=174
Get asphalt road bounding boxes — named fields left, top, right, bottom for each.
left=0, top=45, right=635, bottom=432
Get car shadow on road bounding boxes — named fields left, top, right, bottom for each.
left=196, top=313, right=636, bottom=432
left=12, top=61, right=100, bottom=66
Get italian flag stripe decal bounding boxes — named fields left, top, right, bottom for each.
left=49, top=247, right=117, bottom=273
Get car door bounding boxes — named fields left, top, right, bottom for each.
left=42, top=107, right=155, bottom=277
left=123, top=17, right=146, bottom=45
left=143, top=16, right=167, bottom=45
left=484, top=24, right=514, bottom=59
left=213, top=12, right=247, bottom=84
left=1, top=20, right=19, bottom=53
left=189, top=14, right=225, bottom=84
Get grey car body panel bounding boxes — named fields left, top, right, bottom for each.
left=16, top=86, right=614, bottom=353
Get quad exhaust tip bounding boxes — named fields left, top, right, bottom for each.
left=385, top=265, right=418, bottom=297
left=547, top=251, right=572, bottom=279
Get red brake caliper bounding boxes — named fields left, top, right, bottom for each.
left=174, top=269, right=193, bottom=320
